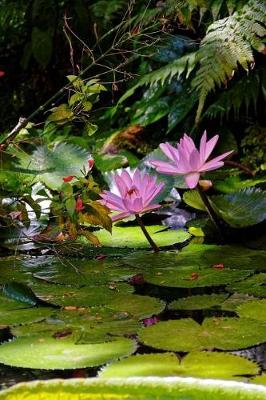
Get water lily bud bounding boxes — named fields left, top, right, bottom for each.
left=198, top=180, right=213, bottom=191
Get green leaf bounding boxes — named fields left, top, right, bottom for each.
left=214, top=175, right=266, bottom=194
left=251, top=374, right=266, bottom=385
left=183, top=190, right=206, bottom=211
left=47, top=104, right=74, bottom=125
left=210, top=188, right=266, bottom=228
left=227, top=273, right=266, bottom=297
left=85, top=122, right=98, bottom=136
left=139, top=317, right=266, bottom=351
left=0, top=336, right=136, bottom=369
left=16, top=143, right=92, bottom=190
left=100, top=351, right=259, bottom=380
left=3, top=282, right=39, bottom=306
left=237, top=299, right=266, bottom=321
left=65, top=198, right=76, bottom=217
left=0, top=307, right=54, bottom=327
left=0, top=377, right=266, bottom=400
left=169, top=294, right=229, bottom=311
left=132, top=98, right=170, bottom=127
left=93, top=225, right=190, bottom=249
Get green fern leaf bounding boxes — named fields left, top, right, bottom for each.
left=192, top=0, right=266, bottom=122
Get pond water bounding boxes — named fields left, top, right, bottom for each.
left=0, top=237, right=266, bottom=389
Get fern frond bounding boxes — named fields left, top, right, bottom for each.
left=192, top=0, right=266, bottom=123
left=204, top=67, right=266, bottom=120
left=117, top=52, right=196, bottom=105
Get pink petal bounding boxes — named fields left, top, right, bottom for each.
left=185, top=172, right=200, bottom=188
left=120, top=170, right=132, bottom=188
left=132, top=198, right=143, bottom=213
left=111, top=211, right=131, bottom=222
left=204, top=134, right=219, bottom=162
left=115, top=175, right=128, bottom=197
left=99, top=192, right=124, bottom=211
left=144, top=182, right=165, bottom=205
left=200, top=150, right=233, bottom=172
left=160, top=142, right=179, bottom=163
left=150, top=160, right=180, bottom=175
left=132, top=169, right=142, bottom=188
left=189, top=148, right=201, bottom=170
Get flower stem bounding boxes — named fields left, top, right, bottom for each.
left=197, top=185, right=225, bottom=235
left=135, top=214, right=160, bottom=253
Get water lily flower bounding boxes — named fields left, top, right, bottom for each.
left=150, top=131, right=233, bottom=189
left=99, top=169, right=164, bottom=222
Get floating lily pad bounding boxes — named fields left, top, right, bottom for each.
left=29, top=282, right=133, bottom=307
left=99, top=351, right=259, bottom=380
left=251, top=374, right=266, bottom=385
left=0, top=336, right=136, bottom=369
left=93, top=225, right=190, bottom=248
left=0, top=307, right=54, bottom=328
left=139, top=317, right=266, bottom=351
left=169, top=294, right=229, bottom=310
left=0, top=294, right=33, bottom=312
left=143, top=267, right=251, bottom=288
left=33, top=258, right=138, bottom=286
left=227, top=274, right=266, bottom=298
left=221, top=293, right=256, bottom=312
left=124, top=244, right=266, bottom=272
left=12, top=311, right=141, bottom=343
left=0, top=378, right=266, bottom=400
left=106, top=294, right=165, bottom=319
left=237, top=300, right=266, bottom=321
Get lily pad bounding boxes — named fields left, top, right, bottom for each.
left=29, top=282, right=134, bottom=307
left=139, top=317, right=266, bottom=351
left=221, top=293, right=256, bottom=312
left=0, top=307, right=54, bottom=328
left=210, top=188, right=266, bottom=228
left=251, top=374, right=266, bottom=385
left=237, top=300, right=266, bottom=321
left=227, top=274, right=266, bottom=298
left=93, top=225, right=190, bottom=249
left=0, top=378, right=266, bottom=400
left=169, top=294, right=229, bottom=310
left=0, top=336, right=136, bottom=369
left=99, top=351, right=259, bottom=380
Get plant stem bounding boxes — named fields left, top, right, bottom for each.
left=224, top=160, right=254, bottom=176
left=135, top=214, right=160, bottom=253
left=197, top=184, right=224, bottom=235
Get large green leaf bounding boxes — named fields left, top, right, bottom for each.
left=210, top=188, right=266, bottom=228
left=237, top=299, right=266, bottom=321
left=169, top=294, right=229, bottom=310
left=227, top=274, right=266, bottom=297
left=16, top=143, right=92, bottom=189
left=93, top=225, right=190, bottom=249
left=0, top=377, right=266, bottom=400
left=139, top=317, right=266, bottom=351
left=100, top=351, right=259, bottom=380
left=0, top=336, right=136, bottom=369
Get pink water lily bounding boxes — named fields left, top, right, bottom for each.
left=99, top=169, right=164, bottom=222
left=150, top=131, right=233, bottom=189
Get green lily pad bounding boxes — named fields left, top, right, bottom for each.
left=169, top=294, right=229, bottom=310
left=139, top=317, right=266, bottom=351
left=221, top=293, right=256, bottom=312
left=29, top=282, right=133, bottom=307
left=32, top=258, right=138, bottom=286
left=93, top=225, right=190, bottom=249
left=237, top=299, right=266, bottom=321
left=124, top=244, right=266, bottom=272
left=251, top=374, right=266, bottom=385
left=0, top=307, right=55, bottom=327
left=210, top=188, right=266, bottom=228
left=183, top=190, right=206, bottom=211
left=106, top=294, right=165, bottom=319
left=227, top=274, right=266, bottom=297
left=0, top=336, right=136, bottom=369
left=0, top=294, right=33, bottom=312
left=143, top=267, right=250, bottom=288
left=99, top=351, right=259, bottom=380
left=1, top=378, right=266, bottom=400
